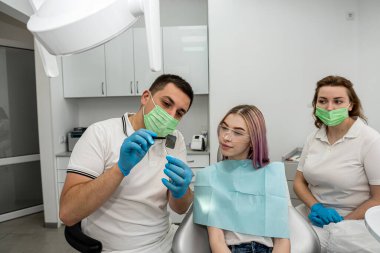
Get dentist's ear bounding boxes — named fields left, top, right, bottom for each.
left=140, top=90, right=151, bottom=105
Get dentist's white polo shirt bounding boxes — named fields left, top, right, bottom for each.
left=298, top=118, right=380, bottom=213
left=67, top=112, right=187, bottom=253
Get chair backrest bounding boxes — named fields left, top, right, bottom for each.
left=172, top=205, right=321, bottom=253
left=64, top=221, right=102, bottom=253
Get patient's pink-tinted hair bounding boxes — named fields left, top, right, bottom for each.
left=219, top=105, right=270, bottom=168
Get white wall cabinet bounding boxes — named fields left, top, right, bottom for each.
left=133, top=28, right=164, bottom=95
left=105, top=28, right=163, bottom=96
left=163, top=26, right=209, bottom=94
left=105, top=29, right=135, bottom=96
left=283, top=148, right=303, bottom=207
left=62, top=46, right=106, bottom=98
left=56, top=153, right=209, bottom=224
left=62, top=26, right=208, bottom=98
left=56, top=156, right=70, bottom=223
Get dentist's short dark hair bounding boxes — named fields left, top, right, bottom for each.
left=149, top=74, right=194, bottom=108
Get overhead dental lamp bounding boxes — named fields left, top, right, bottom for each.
left=27, top=0, right=161, bottom=77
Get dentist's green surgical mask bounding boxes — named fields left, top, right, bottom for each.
left=315, top=106, right=349, bottom=126
left=143, top=93, right=179, bottom=137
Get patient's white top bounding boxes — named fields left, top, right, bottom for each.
left=298, top=118, right=380, bottom=213
left=67, top=113, right=187, bottom=252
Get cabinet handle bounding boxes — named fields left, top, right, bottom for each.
left=101, top=82, right=104, bottom=95
left=187, top=160, right=195, bottom=163
left=136, top=81, right=139, bottom=94
left=130, top=81, right=133, bottom=94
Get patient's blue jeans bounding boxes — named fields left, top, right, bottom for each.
left=228, top=241, right=273, bottom=253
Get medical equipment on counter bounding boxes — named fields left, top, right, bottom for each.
left=67, top=127, right=87, bottom=152
left=27, top=0, right=161, bottom=77
left=190, top=134, right=206, bottom=151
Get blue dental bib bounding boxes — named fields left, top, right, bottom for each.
left=193, top=160, right=289, bottom=238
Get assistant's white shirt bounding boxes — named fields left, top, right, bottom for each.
left=298, top=118, right=380, bottom=213
left=67, top=113, right=187, bottom=252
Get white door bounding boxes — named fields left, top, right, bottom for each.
left=62, top=45, right=106, bottom=97
left=133, top=28, right=163, bottom=95
left=163, top=26, right=209, bottom=94
left=105, top=29, right=135, bottom=96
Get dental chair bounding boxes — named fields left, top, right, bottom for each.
left=64, top=221, right=102, bottom=253
left=172, top=205, right=321, bottom=253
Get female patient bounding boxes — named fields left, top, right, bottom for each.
left=194, top=105, right=290, bottom=253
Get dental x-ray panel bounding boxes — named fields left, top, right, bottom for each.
left=27, top=0, right=161, bottom=77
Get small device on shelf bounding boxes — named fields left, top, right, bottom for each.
left=67, top=127, right=87, bottom=151
left=190, top=135, right=206, bottom=151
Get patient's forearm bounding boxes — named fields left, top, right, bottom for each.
left=59, top=164, right=124, bottom=226
left=273, top=238, right=290, bottom=253
left=207, top=227, right=231, bottom=253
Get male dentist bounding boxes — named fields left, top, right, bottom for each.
left=60, top=74, right=194, bottom=253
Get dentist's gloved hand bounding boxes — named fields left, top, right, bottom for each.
left=118, top=129, right=156, bottom=176
left=310, top=203, right=344, bottom=225
left=162, top=155, right=193, bottom=199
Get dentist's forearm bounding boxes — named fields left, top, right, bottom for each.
left=168, top=188, right=193, bottom=214
left=59, top=164, right=124, bottom=226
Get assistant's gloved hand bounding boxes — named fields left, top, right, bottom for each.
left=308, top=211, right=324, bottom=228
left=310, top=203, right=344, bottom=225
left=162, top=155, right=193, bottom=199
left=118, top=129, right=156, bottom=176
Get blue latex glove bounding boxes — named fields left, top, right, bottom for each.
left=118, top=129, right=156, bottom=176
left=308, top=211, right=324, bottom=228
left=162, top=155, right=193, bottom=198
left=310, top=203, right=344, bottom=225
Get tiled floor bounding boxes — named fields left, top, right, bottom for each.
left=0, top=212, right=76, bottom=253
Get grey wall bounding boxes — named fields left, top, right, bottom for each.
left=135, top=0, right=208, bottom=27
left=0, top=12, right=33, bottom=49
left=208, top=0, right=380, bottom=163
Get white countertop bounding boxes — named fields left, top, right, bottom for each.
left=57, top=147, right=209, bottom=157
left=365, top=205, right=380, bottom=242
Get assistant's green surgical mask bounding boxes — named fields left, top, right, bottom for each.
left=143, top=93, right=179, bottom=137
left=315, top=106, right=349, bottom=126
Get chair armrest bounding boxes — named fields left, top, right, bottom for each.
left=289, top=206, right=321, bottom=253
left=64, top=221, right=102, bottom=253
left=172, top=205, right=211, bottom=253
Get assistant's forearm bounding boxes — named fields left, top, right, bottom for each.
left=345, top=198, right=380, bottom=220
left=60, top=164, right=124, bottom=226
left=169, top=188, right=193, bottom=214
left=293, top=179, right=318, bottom=208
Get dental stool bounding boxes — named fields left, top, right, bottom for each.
left=64, top=221, right=102, bottom=253
left=172, top=205, right=321, bottom=253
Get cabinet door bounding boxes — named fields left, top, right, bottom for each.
left=163, top=26, right=209, bottom=94
left=133, top=28, right=163, bottom=95
left=105, top=29, right=135, bottom=96
left=62, top=45, right=106, bottom=97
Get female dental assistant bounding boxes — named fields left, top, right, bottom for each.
left=293, top=75, right=380, bottom=253
left=59, top=74, right=194, bottom=253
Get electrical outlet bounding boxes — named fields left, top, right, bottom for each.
left=59, top=135, right=66, bottom=144
left=346, top=11, right=355, bottom=21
